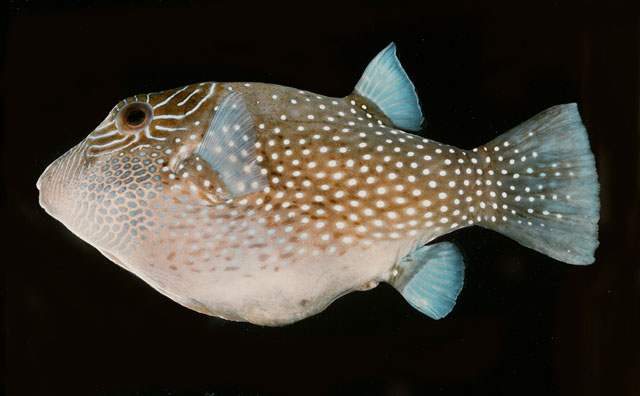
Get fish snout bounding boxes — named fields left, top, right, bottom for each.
left=37, top=141, right=87, bottom=216
left=36, top=162, right=53, bottom=191
left=37, top=159, right=63, bottom=215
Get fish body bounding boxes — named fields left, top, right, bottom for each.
left=37, top=44, right=599, bottom=325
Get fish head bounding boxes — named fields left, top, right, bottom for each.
left=37, top=83, right=219, bottom=253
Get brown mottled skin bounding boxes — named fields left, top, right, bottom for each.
left=38, top=48, right=599, bottom=325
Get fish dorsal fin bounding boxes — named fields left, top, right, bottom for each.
left=353, top=42, right=424, bottom=131
left=194, top=92, right=267, bottom=199
left=391, top=242, right=465, bottom=319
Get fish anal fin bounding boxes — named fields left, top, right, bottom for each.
left=391, top=242, right=465, bottom=320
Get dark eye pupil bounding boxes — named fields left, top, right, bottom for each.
left=126, top=109, right=146, bottom=126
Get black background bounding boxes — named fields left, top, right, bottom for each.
left=2, top=1, right=639, bottom=395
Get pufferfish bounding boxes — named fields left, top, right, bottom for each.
left=37, top=43, right=599, bottom=326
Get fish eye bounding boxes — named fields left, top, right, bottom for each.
left=116, top=102, right=153, bottom=134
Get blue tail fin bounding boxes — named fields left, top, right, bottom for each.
left=480, top=104, right=599, bottom=265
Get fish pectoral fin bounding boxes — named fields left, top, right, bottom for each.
left=390, top=242, right=465, bottom=320
left=174, top=155, right=233, bottom=203
left=353, top=42, right=424, bottom=131
left=194, top=91, right=268, bottom=199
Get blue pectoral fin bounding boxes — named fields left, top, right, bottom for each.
left=391, top=242, right=465, bottom=319
left=195, top=92, right=268, bottom=199
left=353, top=42, right=424, bottom=131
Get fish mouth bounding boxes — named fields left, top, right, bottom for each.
left=37, top=140, right=88, bottom=211
left=36, top=163, right=53, bottom=191
left=37, top=165, right=56, bottom=215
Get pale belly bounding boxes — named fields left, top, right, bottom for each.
left=113, top=202, right=436, bottom=325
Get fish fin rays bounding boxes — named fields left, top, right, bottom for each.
left=391, top=242, right=465, bottom=319
left=353, top=42, right=424, bottom=131
left=194, top=92, right=268, bottom=199
left=481, top=104, right=600, bottom=265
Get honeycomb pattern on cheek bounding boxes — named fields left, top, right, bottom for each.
left=72, top=147, right=170, bottom=252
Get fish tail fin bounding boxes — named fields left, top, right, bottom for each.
left=478, top=104, right=600, bottom=265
